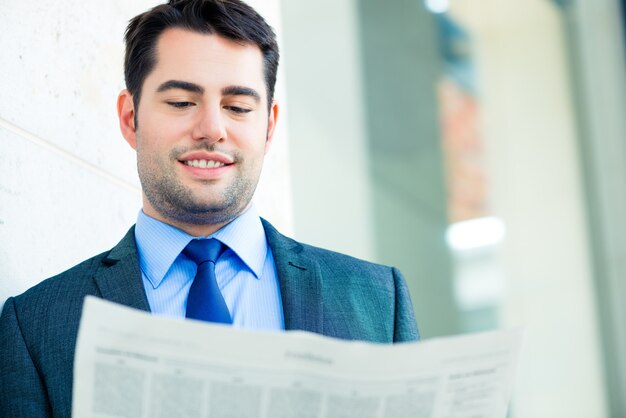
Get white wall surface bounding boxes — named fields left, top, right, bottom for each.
left=0, top=0, right=291, bottom=306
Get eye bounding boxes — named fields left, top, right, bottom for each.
left=166, top=101, right=195, bottom=109
left=224, top=105, right=252, bottom=114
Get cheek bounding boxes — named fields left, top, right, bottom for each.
left=141, top=112, right=189, bottom=138
left=230, top=120, right=269, bottom=149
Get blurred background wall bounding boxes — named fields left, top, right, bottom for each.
left=2, top=0, right=626, bottom=417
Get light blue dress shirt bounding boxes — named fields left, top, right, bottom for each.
left=135, top=206, right=285, bottom=330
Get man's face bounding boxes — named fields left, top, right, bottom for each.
left=118, top=28, right=277, bottom=234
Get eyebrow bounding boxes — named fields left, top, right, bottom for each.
left=155, top=81, right=261, bottom=103
left=222, top=86, right=261, bottom=103
left=156, top=80, right=204, bottom=94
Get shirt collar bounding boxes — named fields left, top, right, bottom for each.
left=212, top=206, right=267, bottom=279
left=135, top=206, right=267, bottom=289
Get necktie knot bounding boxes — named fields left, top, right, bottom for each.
left=183, top=238, right=224, bottom=266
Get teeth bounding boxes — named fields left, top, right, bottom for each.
left=185, top=160, right=225, bottom=168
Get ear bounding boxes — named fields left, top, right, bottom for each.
left=264, top=101, right=279, bottom=154
left=117, top=89, right=137, bottom=149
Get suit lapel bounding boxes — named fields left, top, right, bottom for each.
left=262, top=219, right=323, bottom=334
left=93, top=226, right=151, bottom=312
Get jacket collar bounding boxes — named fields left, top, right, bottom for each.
left=261, top=219, right=323, bottom=334
left=93, top=226, right=151, bottom=313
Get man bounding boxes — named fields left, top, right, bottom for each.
left=0, top=0, right=419, bottom=416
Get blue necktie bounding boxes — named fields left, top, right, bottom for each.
left=183, top=239, right=232, bottom=324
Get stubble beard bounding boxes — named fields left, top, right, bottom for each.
left=138, top=142, right=258, bottom=228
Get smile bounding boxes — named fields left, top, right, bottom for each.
left=184, top=159, right=226, bottom=168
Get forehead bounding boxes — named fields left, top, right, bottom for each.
left=146, top=28, right=266, bottom=96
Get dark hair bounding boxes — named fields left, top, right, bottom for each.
left=124, top=0, right=279, bottom=111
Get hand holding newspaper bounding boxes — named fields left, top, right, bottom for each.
left=73, top=297, right=522, bottom=418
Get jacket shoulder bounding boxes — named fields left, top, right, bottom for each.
left=14, top=251, right=110, bottom=304
left=10, top=249, right=109, bottom=316
left=261, top=218, right=419, bottom=342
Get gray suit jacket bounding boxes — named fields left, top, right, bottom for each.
left=0, top=220, right=418, bottom=417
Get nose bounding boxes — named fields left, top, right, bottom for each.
left=191, top=104, right=226, bottom=143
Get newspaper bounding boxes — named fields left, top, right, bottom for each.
left=73, top=297, right=523, bottom=418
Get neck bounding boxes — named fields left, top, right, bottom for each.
left=141, top=203, right=252, bottom=237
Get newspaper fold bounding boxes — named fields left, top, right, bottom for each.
left=73, top=296, right=522, bottom=418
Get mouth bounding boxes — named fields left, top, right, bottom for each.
left=176, top=150, right=236, bottom=181
left=182, top=159, right=227, bottom=169
left=177, top=150, right=235, bottom=171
